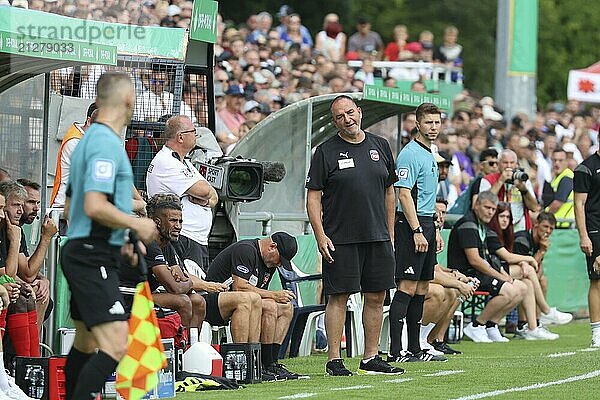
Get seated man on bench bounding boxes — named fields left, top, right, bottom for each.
left=420, top=198, right=479, bottom=355
left=144, top=194, right=262, bottom=346
left=447, top=191, right=526, bottom=343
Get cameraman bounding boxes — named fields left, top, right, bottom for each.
left=479, top=149, right=540, bottom=233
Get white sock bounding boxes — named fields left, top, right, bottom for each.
left=591, top=321, right=600, bottom=335
left=420, top=323, right=436, bottom=346
left=0, top=354, right=10, bottom=391
left=189, top=327, right=199, bottom=345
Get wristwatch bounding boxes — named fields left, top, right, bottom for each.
left=413, top=226, right=424, bottom=234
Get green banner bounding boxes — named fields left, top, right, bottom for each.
left=190, top=0, right=219, bottom=43
left=509, top=0, right=538, bottom=74
left=363, top=84, right=453, bottom=112
left=0, top=7, right=186, bottom=60
left=0, top=30, right=116, bottom=65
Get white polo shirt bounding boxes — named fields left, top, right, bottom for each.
left=146, top=145, right=212, bottom=245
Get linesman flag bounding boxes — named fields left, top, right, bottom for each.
left=116, top=280, right=167, bottom=400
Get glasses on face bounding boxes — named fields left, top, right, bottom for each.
left=483, top=160, right=498, bottom=166
left=179, top=129, right=197, bottom=137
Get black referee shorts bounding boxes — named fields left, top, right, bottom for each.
left=322, top=241, right=395, bottom=296
left=60, top=239, right=128, bottom=329
left=586, top=232, right=600, bottom=280
left=394, top=213, right=436, bottom=282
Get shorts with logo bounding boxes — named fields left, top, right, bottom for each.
left=203, top=292, right=227, bottom=326
left=465, top=268, right=504, bottom=297
left=322, top=241, right=395, bottom=296
left=395, top=213, right=436, bottom=282
left=586, top=232, right=600, bottom=280
left=61, top=238, right=128, bottom=329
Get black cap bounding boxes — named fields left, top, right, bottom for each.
left=271, top=232, right=297, bottom=270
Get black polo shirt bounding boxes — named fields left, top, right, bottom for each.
left=206, top=239, right=274, bottom=289
left=574, top=153, right=600, bottom=232
left=119, top=241, right=182, bottom=292
left=305, top=132, right=398, bottom=244
left=447, top=210, right=488, bottom=272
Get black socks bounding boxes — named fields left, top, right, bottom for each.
left=71, top=350, right=118, bottom=400
left=406, top=295, right=425, bottom=354
left=389, top=291, right=411, bottom=356
left=65, top=347, right=93, bottom=400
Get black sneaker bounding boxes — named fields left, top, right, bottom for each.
left=412, top=350, right=448, bottom=362
left=357, top=355, right=405, bottom=375
left=432, top=340, right=462, bottom=355
left=272, top=363, right=303, bottom=380
left=326, top=359, right=353, bottom=376
left=262, top=368, right=279, bottom=382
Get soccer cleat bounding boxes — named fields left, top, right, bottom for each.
left=486, top=326, right=510, bottom=342
left=271, top=363, right=308, bottom=380
left=357, top=355, right=405, bottom=375
left=387, top=350, right=418, bottom=363
left=521, top=326, right=559, bottom=340
left=326, top=359, right=353, bottom=376
left=463, top=323, right=493, bottom=343
left=540, top=307, right=573, bottom=326
left=261, top=367, right=280, bottom=382
left=412, top=350, right=448, bottom=362
left=432, top=340, right=462, bottom=355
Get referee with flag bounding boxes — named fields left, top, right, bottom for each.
left=60, top=72, right=157, bottom=400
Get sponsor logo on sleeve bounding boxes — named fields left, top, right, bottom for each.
left=397, top=167, right=409, bottom=180
left=305, top=176, right=311, bottom=184
left=236, top=265, right=250, bottom=274
left=154, top=254, right=165, bottom=262
left=92, top=159, right=115, bottom=182
left=369, top=149, right=380, bottom=161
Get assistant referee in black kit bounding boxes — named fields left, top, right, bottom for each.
left=306, top=95, right=403, bottom=376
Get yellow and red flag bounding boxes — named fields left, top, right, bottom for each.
left=116, top=281, right=167, bottom=400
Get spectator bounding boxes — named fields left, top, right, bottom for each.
left=246, top=11, right=272, bottom=45
left=384, top=25, right=417, bottom=61
left=146, top=115, right=219, bottom=272
left=447, top=191, right=525, bottom=343
left=450, top=129, right=476, bottom=191
left=410, top=80, right=427, bottom=93
left=275, top=5, right=312, bottom=48
left=471, top=148, right=499, bottom=207
left=280, top=14, right=312, bottom=55
left=436, top=152, right=458, bottom=209
left=347, top=17, right=383, bottom=58
left=383, top=76, right=397, bottom=88
left=433, top=25, right=463, bottom=65
left=314, top=13, right=346, bottom=62
left=544, top=149, right=574, bottom=227
left=478, top=149, right=540, bottom=233
left=218, top=84, right=246, bottom=134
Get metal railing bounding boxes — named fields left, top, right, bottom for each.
left=347, top=60, right=463, bottom=85
left=238, top=211, right=311, bottom=236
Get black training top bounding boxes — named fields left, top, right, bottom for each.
left=513, top=230, right=538, bottom=257
left=119, top=241, right=182, bottom=292
left=305, top=132, right=398, bottom=244
left=447, top=210, right=487, bottom=272
left=574, top=153, right=600, bottom=232
left=206, top=239, right=274, bottom=289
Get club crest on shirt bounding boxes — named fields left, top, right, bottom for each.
left=369, top=149, right=380, bottom=161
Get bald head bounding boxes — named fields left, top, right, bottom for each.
left=164, top=115, right=194, bottom=140
left=500, top=149, right=517, bottom=162
left=96, top=72, right=134, bottom=108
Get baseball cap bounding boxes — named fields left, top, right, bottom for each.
left=243, top=100, right=261, bottom=113
left=435, top=151, right=453, bottom=165
left=271, top=232, right=297, bottom=271
left=277, top=5, right=294, bottom=18
left=225, top=84, right=245, bottom=96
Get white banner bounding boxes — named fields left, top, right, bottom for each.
left=567, top=70, right=600, bottom=103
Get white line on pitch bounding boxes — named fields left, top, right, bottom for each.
left=383, top=378, right=413, bottom=383
left=579, top=347, right=599, bottom=352
left=547, top=352, right=576, bottom=358
left=331, top=385, right=373, bottom=391
left=278, top=393, right=318, bottom=399
left=424, top=370, right=465, bottom=376
left=450, top=369, right=600, bottom=400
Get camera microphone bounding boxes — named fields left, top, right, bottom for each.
left=260, top=161, right=286, bottom=183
